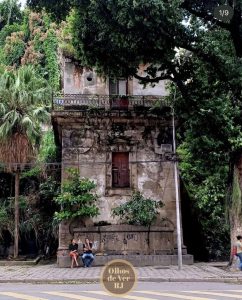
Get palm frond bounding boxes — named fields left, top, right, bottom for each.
left=0, top=65, right=52, bottom=168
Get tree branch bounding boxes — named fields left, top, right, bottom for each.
left=133, top=69, right=190, bottom=102
left=133, top=73, right=172, bottom=83
left=180, top=1, right=231, bottom=30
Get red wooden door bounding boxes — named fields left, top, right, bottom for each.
left=112, top=152, right=130, bottom=188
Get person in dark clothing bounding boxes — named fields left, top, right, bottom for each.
left=82, top=238, right=94, bottom=267
left=69, top=238, right=79, bottom=268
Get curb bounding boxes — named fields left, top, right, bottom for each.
left=0, top=277, right=242, bottom=284
left=0, top=257, right=40, bottom=267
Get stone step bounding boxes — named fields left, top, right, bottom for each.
left=57, top=254, right=194, bottom=268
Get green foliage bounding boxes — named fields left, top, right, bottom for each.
left=58, top=10, right=79, bottom=59
left=0, top=0, right=22, bottom=30
left=174, top=49, right=237, bottom=258
left=0, top=23, right=23, bottom=46
left=112, top=191, right=163, bottom=226
left=3, top=31, right=25, bottom=66
left=0, top=10, right=60, bottom=91
left=27, top=0, right=72, bottom=22
left=38, top=130, right=57, bottom=162
left=39, top=177, right=60, bottom=201
left=21, top=130, right=56, bottom=178
left=43, top=28, right=60, bottom=91
left=0, top=64, right=51, bottom=142
left=0, top=172, right=60, bottom=249
left=0, top=200, right=10, bottom=231
left=54, top=169, right=99, bottom=222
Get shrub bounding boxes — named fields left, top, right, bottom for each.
left=54, top=169, right=99, bottom=222
left=112, top=191, right=163, bottom=226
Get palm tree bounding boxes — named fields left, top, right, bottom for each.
left=0, top=65, right=52, bottom=258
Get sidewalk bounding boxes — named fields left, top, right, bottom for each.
left=0, top=262, right=241, bottom=284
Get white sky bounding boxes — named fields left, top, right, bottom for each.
left=19, top=0, right=27, bottom=8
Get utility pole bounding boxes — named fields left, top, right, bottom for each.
left=172, top=102, right=183, bottom=270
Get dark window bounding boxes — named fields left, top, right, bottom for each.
left=109, top=79, right=127, bottom=95
left=112, top=152, right=130, bottom=188
left=109, top=79, right=128, bottom=109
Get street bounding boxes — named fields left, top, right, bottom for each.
left=0, top=282, right=242, bottom=300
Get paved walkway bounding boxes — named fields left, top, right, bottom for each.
left=0, top=262, right=241, bottom=283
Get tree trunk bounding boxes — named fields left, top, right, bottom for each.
left=14, top=172, right=20, bottom=258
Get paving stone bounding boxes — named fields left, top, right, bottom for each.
left=0, top=263, right=241, bottom=282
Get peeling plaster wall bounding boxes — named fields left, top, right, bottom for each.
left=63, top=60, right=168, bottom=95
left=132, top=64, right=169, bottom=96
left=61, top=117, right=176, bottom=231
left=64, top=61, right=108, bottom=94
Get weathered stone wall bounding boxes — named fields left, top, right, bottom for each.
left=60, top=114, right=176, bottom=230
left=57, top=223, right=192, bottom=267
left=72, top=225, right=174, bottom=255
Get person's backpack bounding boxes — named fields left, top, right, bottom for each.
left=232, top=245, right=237, bottom=256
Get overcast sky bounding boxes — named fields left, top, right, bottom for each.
left=19, top=0, right=27, bottom=8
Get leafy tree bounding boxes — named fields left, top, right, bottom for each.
left=112, top=191, right=163, bottom=227
left=27, top=0, right=71, bottom=22
left=0, top=10, right=60, bottom=91
left=54, top=169, right=99, bottom=222
left=3, top=31, right=26, bottom=66
left=0, top=0, right=22, bottom=30
left=0, top=65, right=51, bottom=257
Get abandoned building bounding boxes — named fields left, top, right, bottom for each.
left=52, top=58, right=193, bottom=267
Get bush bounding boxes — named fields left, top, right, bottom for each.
left=54, top=169, right=99, bottom=222
left=112, top=191, right=163, bottom=226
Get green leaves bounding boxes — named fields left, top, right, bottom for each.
left=0, top=65, right=51, bottom=140
left=54, top=168, right=99, bottom=222
left=112, top=191, right=163, bottom=226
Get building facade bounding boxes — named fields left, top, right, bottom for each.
left=52, top=59, right=193, bottom=266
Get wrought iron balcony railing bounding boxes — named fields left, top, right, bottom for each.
left=52, top=94, right=169, bottom=111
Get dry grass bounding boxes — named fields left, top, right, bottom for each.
left=0, top=133, right=34, bottom=172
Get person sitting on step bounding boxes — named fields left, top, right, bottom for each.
left=82, top=238, right=94, bottom=267
left=69, top=238, right=79, bottom=268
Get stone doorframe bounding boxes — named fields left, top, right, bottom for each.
left=105, top=144, right=138, bottom=196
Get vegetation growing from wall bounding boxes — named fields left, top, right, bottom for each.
left=54, top=169, right=99, bottom=222
left=112, top=191, right=164, bottom=226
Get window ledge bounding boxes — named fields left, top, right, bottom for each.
left=105, top=188, right=132, bottom=196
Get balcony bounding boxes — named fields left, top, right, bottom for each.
left=52, top=94, right=169, bottom=111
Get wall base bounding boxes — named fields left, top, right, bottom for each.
left=57, top=254, right=194, bottom=268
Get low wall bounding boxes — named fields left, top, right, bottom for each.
left=57, top=224, right=193, bottom=267
left=73, top=224, right=175, bottom=255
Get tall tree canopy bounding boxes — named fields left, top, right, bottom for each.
left=26, top=1, right=242, bottom=82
